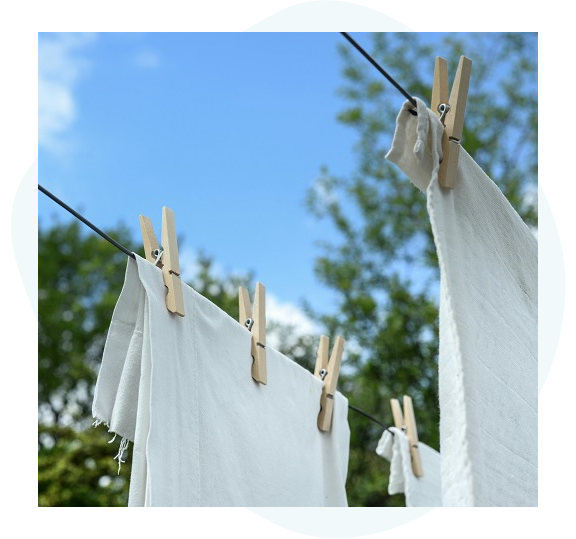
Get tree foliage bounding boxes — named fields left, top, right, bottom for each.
left=38, top=220, right=137, bottom=506
left=306, top=32, right=537, bottom=506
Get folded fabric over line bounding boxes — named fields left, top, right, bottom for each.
left=386, top=98, right=538, bottom=507
left=376, top=427, right=442, bottom=507
left=92, top=255, right=350, bottom=507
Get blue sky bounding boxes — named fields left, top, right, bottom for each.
left=37, top=31, right=516, bottom=336
left=38, top=32, right=389, bottom=333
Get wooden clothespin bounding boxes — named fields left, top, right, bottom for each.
left=139, top=207, right=185, bottom=317
left=314, top=335, right=345, bottom=432
left=239, top=283, right=267, bottom=384
left=431, top=55, right=472, bottom=189
left=390, top=395, right=423, bottom=477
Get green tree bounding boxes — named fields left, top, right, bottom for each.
left=306, top=32, right=537, bottom=507
left=38, top=221, right=138, bottom=428
left=38, top=219, right=139, bottom=506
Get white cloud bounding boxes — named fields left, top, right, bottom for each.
left=38, top=33, right=96, bottom=155
left=178, top=248, right=203, bottom=283
left=312, top=178, right=338, bottom=207
left=134, top=50, right=160, bottom=69
left=178, top=248, right=232, bottom=289
left=267, top=294, right=317, bottom=333
left=266, top=293, right=320, bottom=349
left=175, top=248, right=321, bottom=348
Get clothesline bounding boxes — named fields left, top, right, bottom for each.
left=38, top=182, right=393, bottom=435
left=38, top=184, right=136, bottom=259
left=340, top=32, right=417, bottom=110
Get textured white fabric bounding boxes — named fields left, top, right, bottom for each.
left=93, top=255, right=350, bottom=507
left=376, top=427, right=442, bottom=507
left=386, top=98, right=538, bottom=507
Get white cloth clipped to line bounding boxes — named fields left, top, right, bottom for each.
left=376, top=427, right=442, bottom=507
left=92, top=255, right=350, bottom=507
left=386, top=98, right=538, bottom=507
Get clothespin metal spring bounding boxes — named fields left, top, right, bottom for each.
left=437, top=103, right=450, bottom=125
left=153, top=249, right=163, bottom=267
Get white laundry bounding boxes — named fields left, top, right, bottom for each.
left=386, top=98, right=538, bottom=507
left=376, top=427, right=442, bottom=507
left=92, top=255, right=350, bottom=507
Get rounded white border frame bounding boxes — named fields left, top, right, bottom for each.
left=24, top=12, right=552, bottom=535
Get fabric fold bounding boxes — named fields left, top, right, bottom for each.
left=93, top=255, right=350, bottom=507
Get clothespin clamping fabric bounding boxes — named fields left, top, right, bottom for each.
left=314, top=335, right=345, bottom=432
left=390, top=395, right=423, bottom=477
left=239, top=283, right=267, bottom=384
left=139, top=207, right=185, bottom=317
left=431, top=55, right=473, bottom=189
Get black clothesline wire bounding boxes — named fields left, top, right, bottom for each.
left=38, top=184, right=136, bottom=260
left=38, top=183, right=393, bottom=435
left=348, top=404, right=389, bottom=430
left=340, top=32, right=418, bottom=110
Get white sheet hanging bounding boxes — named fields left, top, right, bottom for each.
left=386, top=98, right=538, bottom=507
left=93, top=255, right=350, bottom=506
